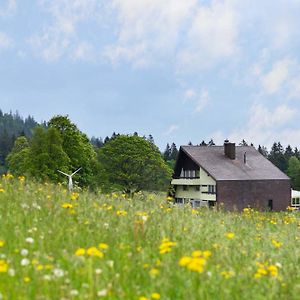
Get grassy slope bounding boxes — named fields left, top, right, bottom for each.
left=0, top=176, right=300, bottom=300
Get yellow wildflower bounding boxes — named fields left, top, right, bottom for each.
left=71, top=192, right=79, bottom=201
left=179, top=256, right=193, bottom=267
left=192, top=250, right=202, bottom=258
left=75, top=248, right=86, bottom=256
left=186, top=257, right=206, bottom=273
left=139, top=297, right=148, bottom=300
left=268, top=265, right=278, bottom=277
left=221, top=270, right=235, bottom=279
left=151, top=293, right=161, bottom=299
left=18, top=176, right=25, bottom=182
left=24, top=277, right=31, bottom=283
left=62, top=203, right=73, bottom=209
left=86, top=247, right=104, bottom=258
left=272, top=240, right=282, bottom=248
left=159, top=238, right=176, bottom=254
left=166, top=196, right=173, bottom=202
left=149, top=268, right=159, bottom=277
left=203, top=250, right=212, bottom=258
left=254, top=262, right=279, bottom=279
left=117, top=210, right=127, bottom=216
left=0, top=240, right=5, bottom=247
left=0, top=260, right=8, bottom=273
left=37, top=265, right=44, bottom=271
left=0, top=188, right=5, bottom=193
left=99, top=243, right=109, bottom=250
left=225, top=232, right=235, bottom=239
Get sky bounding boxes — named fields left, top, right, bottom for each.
left=1, top=0, right=300, bottom=150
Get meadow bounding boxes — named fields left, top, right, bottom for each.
left=0, top=175, right=300, bottom=300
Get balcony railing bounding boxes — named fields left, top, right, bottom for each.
left=173, top=176, right=200, bottom=179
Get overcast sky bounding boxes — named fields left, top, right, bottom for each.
left=1, top=0, right=300, bottom=150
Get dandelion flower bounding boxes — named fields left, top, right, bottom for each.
left=225, top=232, right=235, bottom=239
left=62, top=203, right=73, bottom=209
left=86, top=247, right=104, bottom=258
left=99, top=243, right=109, bottom=250
left=0, top=260, right=8, bottom=273
left=151, top=293, right=161, bottom=299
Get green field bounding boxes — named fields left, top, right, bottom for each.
left=0, top=175, right=300, bottom=300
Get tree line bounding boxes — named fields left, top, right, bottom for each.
left=1, top=109, right=300, bottom=192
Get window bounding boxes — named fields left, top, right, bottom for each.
left=193, top=200, right=201, bottom=208
left=208, top=185, right=216, bottom=194
left=195, top=186, right=200, bottom=191
left=181, top=169, right=199, bottom=178
left=175, top=198, right=184, bottom=204
left=183, top=185, right=188, bottom=191
left=292, top=198, right=300, bottom=206
left=180, top=168, right=184, bottom=178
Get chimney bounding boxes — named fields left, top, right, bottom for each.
left=224, top=140, right=236, bottom=159
left=244, top=152, right=247, bottom=164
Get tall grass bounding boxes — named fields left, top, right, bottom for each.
left=0, top=176, right=300, bottom=300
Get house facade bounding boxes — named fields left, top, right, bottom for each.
left=171, top=141, right=291, bottom=211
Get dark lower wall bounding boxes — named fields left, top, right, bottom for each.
left=217, top=179, right=291, bottom=211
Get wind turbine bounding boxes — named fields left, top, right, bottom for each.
left=58, top=167, right=82, bottom=191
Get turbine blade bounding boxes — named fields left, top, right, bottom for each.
left=58, top=170, right=70, bottom=177
left=71, top=167, right=82, bottom=176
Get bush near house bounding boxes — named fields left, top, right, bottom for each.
left=1, top=176, right=300, bottom=299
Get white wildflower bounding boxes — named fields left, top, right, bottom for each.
left=21, top=258, right=30, bottom=266
left=53, top=268, right=64, bottom=278
left=141, top=215, right=148, bottom=222
left=107, top=260, right=114, bottom=268
left=21, top=249, right=29, bottom=256
left=8, top=268, right=15, bottom=276
left=25, top=237, right=34, bottom=244
left=70, top=290, right=79, bottom=296
left=97, top=289, right=108, bottom=297
left=43, top=275, right=52, bottom=281
left=95, top=268, right=103, bottom=275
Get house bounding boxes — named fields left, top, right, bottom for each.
left=171, top=141, right=291, bottom=211
left=291, top=190, right=300, bottom=208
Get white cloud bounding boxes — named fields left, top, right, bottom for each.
left=184, top=89, right=197, bottom=100
left=104, top=0, right=196, bottom=67
left=288, top=77, right=300, bottom=100
left=178, top=0, right=239, bottom=71
left=225, top=103, right=297, bottom=148
left=28, top=0, right=99, bottom=61
left=0, top=0, right=17, bottom=18
left=103, top=43, right=148, bottom=68
left=184, top=88, right=210, bottom=113
left=164, top=124, right=179, bottom=136
left=260, top=58, right=293, bottom=94
left=0, top=32, right=12, bottom=51
left=249, top=56, right=300, bottom=99
left=72, top=41, right=94, bottom=61
left=104, top=0, right=240, bottom=70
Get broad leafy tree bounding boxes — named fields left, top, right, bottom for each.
left=48, top=115, right=98, bottom=187
left=97, top=135, right=172, bottom=194
left=287, top=156, right=300, bottom=190
left=6, top=136, right=30, bottom=176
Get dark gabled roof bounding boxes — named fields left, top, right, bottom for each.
left=181, top=145, right=290, bottom=181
